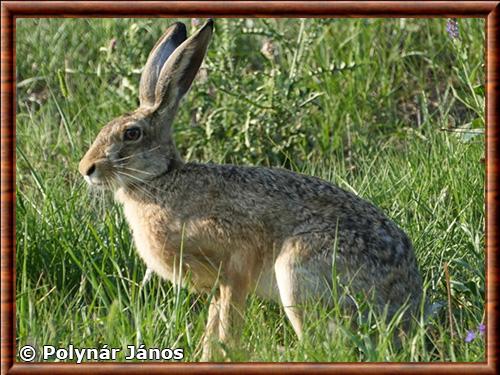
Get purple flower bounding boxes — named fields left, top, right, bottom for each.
left=465, top=330, right=476, bottom=343
left=478, top=323, right=485, bottom=335
left=446, top=19, right=459, bottom=39
left=191, top=18, right=202, bottom=28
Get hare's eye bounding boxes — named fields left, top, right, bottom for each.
left=124, top=127, right=141, bottom=142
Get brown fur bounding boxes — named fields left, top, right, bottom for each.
left=79, top=20, right=423, bottom=361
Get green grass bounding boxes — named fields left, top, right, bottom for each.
left=15, top=18, right=485, bottom=362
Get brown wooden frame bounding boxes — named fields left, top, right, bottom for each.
left=1, top=1, right=498, bottom=374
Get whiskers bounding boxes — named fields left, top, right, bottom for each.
left=110, top=145, right=173, bottom=202
left=117, top=165, right=156, bottom=176
left=111, top=146, right=161, bottom=163
left=114, top=169, right=161, bottom=202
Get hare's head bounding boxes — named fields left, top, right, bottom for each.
left=79, top=20, right=213, bottom=190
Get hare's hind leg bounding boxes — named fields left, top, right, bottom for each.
left=274, top=235, right=333, bottom=340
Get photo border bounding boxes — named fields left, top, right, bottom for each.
left=1, top=1, right=498, bottom=374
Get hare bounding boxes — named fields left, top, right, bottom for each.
left=79, top=19, right=423, bottom=361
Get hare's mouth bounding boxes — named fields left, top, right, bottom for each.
left=84, top=172, right=118, bottom=190
left=84, top=175, right=106, bottom=188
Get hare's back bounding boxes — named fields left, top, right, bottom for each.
left=174, top=163, right=411, bottom=254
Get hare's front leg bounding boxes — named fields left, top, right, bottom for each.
left=200, top=255, right=252, bottom=361
left=200, top=278, right=249, bottom=361
left=200, top=296, right=220, bottom=361
left=217, top=280, right=248, bottom=358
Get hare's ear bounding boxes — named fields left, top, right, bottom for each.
left=153, top=19, right=213, bottom=111
left=139, top=22, right=187, bottom=108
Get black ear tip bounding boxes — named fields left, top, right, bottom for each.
left=172, top=22, right=187, bottom=35
left=169, top=22, right=187, bottom=43
left=205, top=19, right=214, bottom=29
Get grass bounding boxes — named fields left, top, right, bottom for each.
left=15, top=18, right=485, bottom=362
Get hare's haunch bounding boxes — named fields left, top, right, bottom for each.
left=79, top=19, right=423, bottom=361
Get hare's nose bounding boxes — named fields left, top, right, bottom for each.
left=79, top=157, right=96, bottom=177
left=84, top=163, right=96, bottom=177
